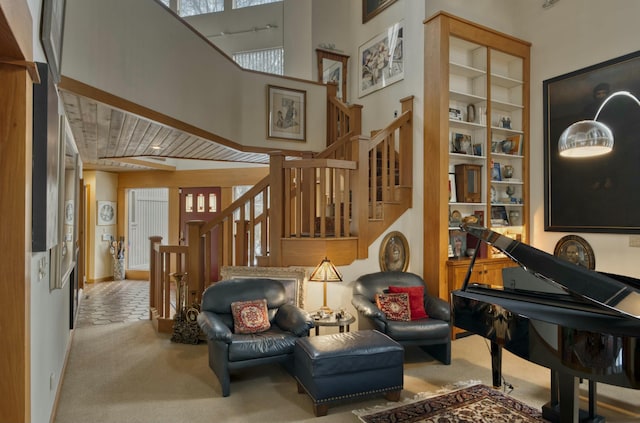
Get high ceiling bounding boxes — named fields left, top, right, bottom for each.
left=59, top=90, right=270, bottom=172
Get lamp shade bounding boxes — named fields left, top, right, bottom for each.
left=309, top=257, right=342, bottom=283
left=558, top=120, right=614, bottom=157
left=558, top=90, right=640, bottom=158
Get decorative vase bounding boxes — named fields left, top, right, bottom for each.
left=503, top=165, right=514, bottom=179
left=501, top=140, right=513, bottom=154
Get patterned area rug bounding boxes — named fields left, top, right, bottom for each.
left=353, top=384, right=547, bottom=423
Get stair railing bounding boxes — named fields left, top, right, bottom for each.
left=180, top=95, right=412, bottom=301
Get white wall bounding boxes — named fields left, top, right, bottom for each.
left=511, top=0, right=640, bottom=278
left=63, top=0, right=327, bottom=154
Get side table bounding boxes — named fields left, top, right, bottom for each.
left=311, top=313, right=355, bottom=336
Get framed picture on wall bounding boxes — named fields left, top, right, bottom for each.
left=362, top=0, right=398, bottom=23
left=97, top=201, right=116, bottom=225
left=544, top=50, right=640, bottom=233
left=358, top=21, right=404, bottom=98
left=267, top=85, right=306, bottom=142
left=41, top=0, right=66, bottom=83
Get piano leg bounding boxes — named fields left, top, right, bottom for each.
left=542, top=371, right=605, bottom=423
left=490, top=341, right=502, bottom=388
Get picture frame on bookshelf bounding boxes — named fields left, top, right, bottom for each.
left=452, top=132, right=472, bottom=154
left=449, top=229, right=467, bottom=259
left=491, top=161, right=502, bottom=181
left=473, top=143, right=483, bottom=156
left=491, top=205, right=509, bottom=226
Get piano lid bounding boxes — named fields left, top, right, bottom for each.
left=461, top=223, right=640, bottom=321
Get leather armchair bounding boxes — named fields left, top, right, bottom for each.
left=197, top=278, right=314, bottom=397
left=351, top=271, right=451, bottom=364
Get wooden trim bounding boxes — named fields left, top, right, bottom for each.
left=0, top=63, right=31, bottom=423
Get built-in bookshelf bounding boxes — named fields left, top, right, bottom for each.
left=423, top=11, right=530, bottom=300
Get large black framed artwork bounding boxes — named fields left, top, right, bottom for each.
left=543, top=50, right=640, bottom=233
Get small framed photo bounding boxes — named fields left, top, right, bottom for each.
left=553, top=235, right=595, bottom=270
left=449, top=229, right=467, bottom=259
left=267, top=85, right=306, bottom=142
left=97, top=201, right=116, bottom=226
left=379, top=231, right=409, bottom=272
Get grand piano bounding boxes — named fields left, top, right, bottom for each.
left=451, top=223, right=640, bottom=423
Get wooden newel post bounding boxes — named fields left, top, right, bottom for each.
left=269, top=152, right=285, bottom=266
left=351, top=136, right=370, bottom=259
left=186, top=220, right=205, bottom=303
left=148, top=236, right=162, bottom=319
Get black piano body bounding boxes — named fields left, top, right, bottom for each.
left=451, top=224, right=640, bottom=423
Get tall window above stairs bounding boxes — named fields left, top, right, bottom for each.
left=233, top=47, right=284, bottom=75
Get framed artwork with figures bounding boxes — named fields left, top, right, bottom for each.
left=358, top=21, right=404, bottom=97
left=267, top=85, right=306, bottom=142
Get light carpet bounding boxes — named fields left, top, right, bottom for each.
left=353, top=383, right=546, bottom=423
left=53, top=321, right=639, bottom=422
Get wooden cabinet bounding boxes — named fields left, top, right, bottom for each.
left=423, top=11, right=531, bottom=300
left=446, top=257, right=516, bottom=337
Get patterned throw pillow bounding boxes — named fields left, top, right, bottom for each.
left=231, top=299, right=271, bottom=334
left=388, top=285, right=429, bottom=320
left=375, top=293, right=411, bottom=321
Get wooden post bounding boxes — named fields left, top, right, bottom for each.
left=351, top=136, right=370, bottom=259
left=148, top=236, right=162, bottom=319
left=399, top=96, right=414, bottom=190
left=269, top=152, right=285, bottom=266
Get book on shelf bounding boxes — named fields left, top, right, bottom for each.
left=448, top=173, right=457, bottom=202
left=506, top=134, right=523, bottom=155
left=491, top=161, right=501, bottom=181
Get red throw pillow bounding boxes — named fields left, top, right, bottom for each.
left=388, top=285, right=429, bottom=320
left=375, top=293, right=411, bottom=321
left=231, top=299, right=271, bottom=334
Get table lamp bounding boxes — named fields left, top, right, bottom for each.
left=309, top=257, right=342, bottom=313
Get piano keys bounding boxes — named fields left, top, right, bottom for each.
left=451, top=223, right=640, bottom=423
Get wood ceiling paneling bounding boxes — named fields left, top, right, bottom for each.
left=60, top=90, right=270, bottom=171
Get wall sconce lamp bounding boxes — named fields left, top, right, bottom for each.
left=309, top=257, right=342, bottom=313
left=558, top=90, right=640, bottom=158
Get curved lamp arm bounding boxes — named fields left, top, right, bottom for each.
left=594, top=90, right=640, bottom=121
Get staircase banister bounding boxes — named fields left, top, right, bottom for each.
left=283, top=158, right=357, bottom=170
left=316, top=132, right=354, bottom=159
left=199, top=176, right=270, bottom=235
left=368, top=110, right=412, bottom=149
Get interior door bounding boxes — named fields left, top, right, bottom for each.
left=179, top=187, right=221, bottom=282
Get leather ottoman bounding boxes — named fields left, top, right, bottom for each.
left=294, top=330, right=403, bottom=416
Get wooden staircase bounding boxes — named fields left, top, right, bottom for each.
left=149, top=90, right=414, bottom=332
